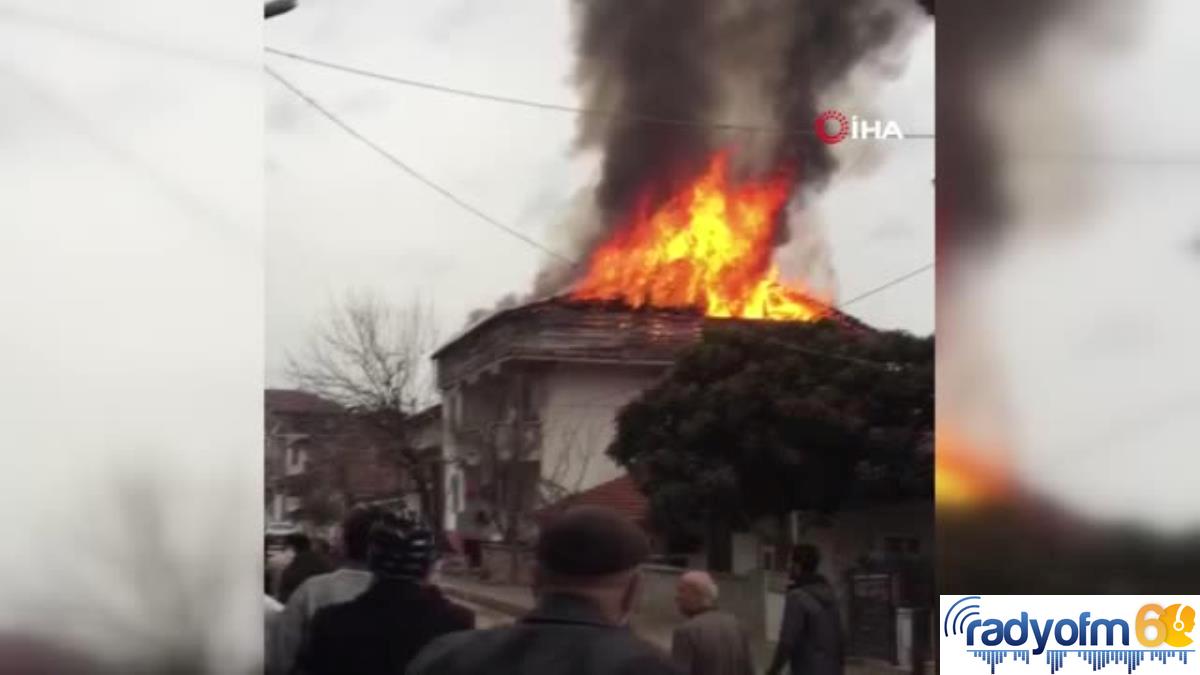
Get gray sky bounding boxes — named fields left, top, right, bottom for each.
left=264, top=0, right=935, bottom=385
left=2, top=0, right=262, bottom=667
left=964, top=0, right=1200, bottom=528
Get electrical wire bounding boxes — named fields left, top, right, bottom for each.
left=267, top=65, right=579, bottom=266
left=266, top=47, right=937, bottom=140
left=838, top=262, right=934, bottom=309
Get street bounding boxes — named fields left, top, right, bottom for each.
left=455, top=599, right=515, bottom=630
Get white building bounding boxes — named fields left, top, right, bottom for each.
left=432, top=299, right=703, bottom=540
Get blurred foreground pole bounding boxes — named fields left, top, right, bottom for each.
left=264, top=0, right=296, bottom=19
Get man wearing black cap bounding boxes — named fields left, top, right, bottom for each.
left=408, top=505, right=681, bottom=675
left=297, top=511, right=474, bottom=675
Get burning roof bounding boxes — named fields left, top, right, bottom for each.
left=467, top=3, right=932, bottom=334
left=434, top=295, right=865, bottom=391
left=446, top=0, right=927, bottom=386
left=570, top=152, right=830, bottom=321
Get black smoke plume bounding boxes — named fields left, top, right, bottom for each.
left=472, top=0, right=933, bottom=325
left=935, top=0, right=1081, bottom=265
left=570, top=0, right=930, bottom=258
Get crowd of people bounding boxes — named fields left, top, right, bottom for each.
left=265, top=506, right=844, bottom=675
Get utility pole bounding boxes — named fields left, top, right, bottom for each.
left=265, top=0, right=297, bottom=19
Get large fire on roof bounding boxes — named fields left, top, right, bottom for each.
left=569, top=152, right=831, bottom=322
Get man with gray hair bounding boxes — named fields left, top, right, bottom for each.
left=670, top=570, right=755, bottom=675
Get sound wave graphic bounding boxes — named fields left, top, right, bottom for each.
left=946, top=596, right=982, bottom=637
left=970, top=649, right=1195, bottom=673
left=1045, top=649, right=1192, bottom=674
left=971, top=649, right=1030, bottom=673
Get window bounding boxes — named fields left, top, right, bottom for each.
left=285, top=444, right=308, bottom=475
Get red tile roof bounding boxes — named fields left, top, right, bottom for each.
left=542, top=474, right=649, bottom=525
left=265, top=389, right=344, bottom=415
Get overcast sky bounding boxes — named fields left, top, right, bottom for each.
left=960, top=0, right=1200, bottom=528
left=264, top=0, right=935, bottom=385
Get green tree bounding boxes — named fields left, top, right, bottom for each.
left=608, top=319, right=933, bottom=550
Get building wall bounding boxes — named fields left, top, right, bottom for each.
left=440, top=360, right=665, bottom=536
left=441, top=369, right=522, bottom=536
left=410, top=408, right=442, bottom=451
left=803, top=500, right=933, bottom=606
left=534, top=362, right=664, bottom=495
left=442, top=458, right=463, bottom=534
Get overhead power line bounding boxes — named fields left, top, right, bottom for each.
left=266, top=47, right=936, bottom=140
left=267, top=49, right=1200, bottom=166
left=266, top=65, right=579, bottom=266
left=764, top=336, right=908, bottom=370
left=838, top=262, right=934, bottom=309
left=267, top=64, right=936, bottom=338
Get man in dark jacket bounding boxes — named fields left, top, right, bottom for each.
left=271, top=507, right=386, bottom=674
left=297, top=512, right=474, bottom=675
left=408, top=505, right=681, bottom=675
left=766, top=545, right=845, bottom=675
left=277, top=534, right=333, bottom=603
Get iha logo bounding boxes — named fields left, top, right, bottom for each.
left=813, top=109, right=904, bottom=144
left=942, top=596, right=1197, bottom=673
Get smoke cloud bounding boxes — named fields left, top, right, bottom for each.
left=473, top=0, right=932, bottom=324
left=935, top=0, right=1083, bottom=266
left=568, top=0, right=930, bottom=264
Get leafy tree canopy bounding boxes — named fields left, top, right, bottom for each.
left=608, top=319, right=933, bottom=542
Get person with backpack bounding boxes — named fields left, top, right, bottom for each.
left=270, top=507, right=386, bottom=674
left=296, top=511, right=474, bottom=675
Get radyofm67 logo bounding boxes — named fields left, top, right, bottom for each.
left=1144, top=603, right=1198, bottom=648
left=941, top=596, right=1198, bottom=673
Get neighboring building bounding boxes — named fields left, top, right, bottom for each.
left=432, top=299, right=702, bottom=542
left=396, top=404, right=446, bottom=526
left=533, top=473, right=652, bottom=540
left=265, top=389, right=438, bottom=537
left=549, top=473, right=649, bottom=526
left=265, top=389, right=348, bottom=532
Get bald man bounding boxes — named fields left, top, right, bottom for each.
left=409, top=506, right=679, bottom=675
left=670, top=571, right=754, bottom=675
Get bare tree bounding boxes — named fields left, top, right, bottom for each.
left=459, top=396, right=539, bottom=545
left=456, top=386, right=603, bottom=544
left=539, top=420, right=599, bottom=509
left=286, top=291, right=444, bottom=536
left=449, top=369, right=553, bottom=545
left=288, top=291, right=437, bottom=411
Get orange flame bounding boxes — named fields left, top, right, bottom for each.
left=571, top=152, right=829, bottom=320
left=935, top=427, right=1015, bottom=507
